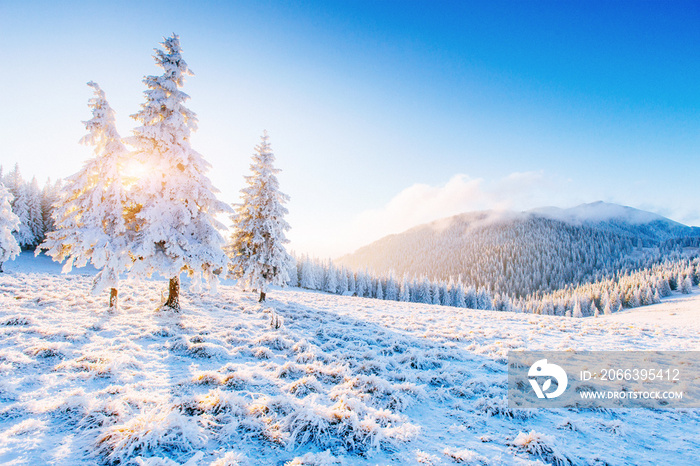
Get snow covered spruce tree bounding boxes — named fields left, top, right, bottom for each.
left=0, top=182, right=21, bottom=272
left=228, top=132, right=292, bottom=302
left=40, top=82, right=132, bottom=309
left=128, top=34, right=230, bottom=310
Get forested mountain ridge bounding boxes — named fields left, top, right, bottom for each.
left=338, top=202, right=700, bottom=298
left=531, top=201, right=700, bottom=246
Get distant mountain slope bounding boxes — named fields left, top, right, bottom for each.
left=531, top=201, right=700, bottom=246
left=337, top=202, right=699, bottom=297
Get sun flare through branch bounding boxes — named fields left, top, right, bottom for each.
left=120, top=158, right=150, bottom=190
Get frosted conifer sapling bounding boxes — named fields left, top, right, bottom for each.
left=228, top=132, right=292, bottom=302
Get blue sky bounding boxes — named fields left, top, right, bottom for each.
left=1, top=1, right=698, bottom=257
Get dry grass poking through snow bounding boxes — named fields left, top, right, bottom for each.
left=0, top=272, right=698, bottom=465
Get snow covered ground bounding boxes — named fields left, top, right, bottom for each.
left=0, top=256, right=698, bottom=465
left=605, top=292, right=700, bottom=333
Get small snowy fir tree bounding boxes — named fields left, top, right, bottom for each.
left=431, top=282, right=442, bottom=305
left=453, top=280, right=466, bottom=307
left=461, top=285, right=472, bottom=308
left=383, top=274, right=397, bottom=300
left=323, top=262, right=338, bottom=294
left=609, top=290, right=622, bottom=311
left=642, top=286, right=654, bottom=305
left=347, top=268, right=356, bottom=294
left=128, top=34, right=230, bottom=310
left=572, top=298, right=583, bottom=318
left=299, top=256, right=317, bottom=290
left=227, top=132, right=292, bottom=302
left=680, top=275, right=693, bottom=294
left=476, top=288, right=493, bottom=310
left=375, top=279, right=384, bottom=300
left=399, top=275, right=410, bottom=302
left=40, top=82, right=132, bottom=309
left=603, top=299, right=612, bottom=316
left=0, top=183, right=21, bottom=271
left=338, top=267, right=349, bottom=294
left=355, top=271, right=367, bottom=297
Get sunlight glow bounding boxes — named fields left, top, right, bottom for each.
left=121, top=159, right=149, bottom=189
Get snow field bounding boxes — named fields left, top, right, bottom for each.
left=0, top=272, right=698, bottom=465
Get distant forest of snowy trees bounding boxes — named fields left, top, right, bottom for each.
left=289, top=250, right=699, bottom=317
left=289, top=254, right=496, bottom=309
left=519, top=253, right=699, bottom=317
left=0, top=164, right=61, bottom=250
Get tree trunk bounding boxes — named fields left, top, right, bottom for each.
left=0, top=261, right=3, bottom=273
left=164, top=276, right=180, bottom=311
left=109, top=288, right=118, bottom=310
left=259, top=290, right=266, bottom=302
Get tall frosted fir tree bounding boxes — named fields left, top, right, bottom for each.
left=0, top=183, right=21, bottom=272
left=128, top=34, right=230, bottom=310
left=41, top=82, right=131, bottom=309
left=228, top=132, right=292, bottom=302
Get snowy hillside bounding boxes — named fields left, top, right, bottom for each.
left=1, top=265, right=698, bottom=465
left=337, top=203, right=700, bottom=297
